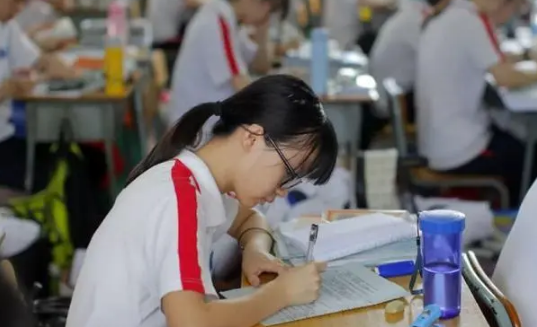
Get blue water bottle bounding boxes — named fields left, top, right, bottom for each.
left=419, top=210, right=465, bottom=319
left=310, top=27, right=329, bottom=95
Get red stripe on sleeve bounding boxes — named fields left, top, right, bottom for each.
left=171, top=160, right=205, bottom=294
left=478, top=13, right=506, bottom=62
left=217, top=15, right=240, bottom=76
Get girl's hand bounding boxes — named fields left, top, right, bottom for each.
left=275, top=262, right=326, bottom=306
left=242, top=248, right=287, bottom=287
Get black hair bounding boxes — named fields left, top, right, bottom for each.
left=127, top=74, right=338, bottom=187
left=0, top=265, right=34, bottom=327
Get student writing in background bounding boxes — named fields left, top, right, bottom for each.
left=415, top=0, right=535, bottom=205
left=66, top=75, right=337, bottom=327
left=168, top=0, right=287, bottom=128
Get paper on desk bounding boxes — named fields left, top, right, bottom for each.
left=221, top=263, right=409, bottom=326
left=279, top=213, right=416, bottom=262
left=274, top=228, right=417, bottom=267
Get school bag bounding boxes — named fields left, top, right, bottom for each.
left=7, top=119, right=102, bottom=292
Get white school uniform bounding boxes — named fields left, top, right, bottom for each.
left=415, top=0, right=502, bottom=170
left=370, top=0, right=430, bottom=92
left=147, top=0, right=190, bottom=43
left=168, top=0, right=257, bottom=126
left=493, top=178, right=537, bottom=327
left=15, top=0, right=57, bottom=32
left=0, top=20, right=40, bottom=143
left=66, top=150, right=240, bottom=327
left=323, top=0, right=360, bottom=49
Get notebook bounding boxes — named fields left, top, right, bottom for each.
left=278, top=212, right=416, bottom=262
left=221, top=263, right=409, bottom=326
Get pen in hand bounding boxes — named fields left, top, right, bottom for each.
left=305, top=224, right=319, bottom=262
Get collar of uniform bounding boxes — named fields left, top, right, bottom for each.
left=176, top=150, right=227, bottom=227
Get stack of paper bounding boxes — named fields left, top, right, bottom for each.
left=221, top=263, right=409, bottom=326
left=278, top=213, right=416, bottom=262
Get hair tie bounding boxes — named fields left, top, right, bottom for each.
left=213, top=102, right=222, bottom=117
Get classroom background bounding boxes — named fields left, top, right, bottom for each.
left=0, top=0, right=536, bottom=326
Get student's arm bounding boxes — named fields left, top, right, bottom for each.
left=154, top=189, right=324, bottom=327
left=228, top=205, right=272, bottom=253
left=34, top=54, right=78, bottom=80
left=206, top=14, right=251, bottom=91
left=465, top=18, right=537, bottom=89
left=247, top=20, right=272, bottom=75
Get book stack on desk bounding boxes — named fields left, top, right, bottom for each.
left=275, top=212, right=417, bottom=267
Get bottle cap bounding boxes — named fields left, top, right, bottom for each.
left=419, top=209, right=465, bottom=234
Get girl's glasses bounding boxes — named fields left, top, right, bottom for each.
left=264, top=135, right=303, bottom=189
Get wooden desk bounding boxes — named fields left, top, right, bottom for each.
left=17, top=80, right=144, bottom=198
left=242, top=273, right=488, bottom=327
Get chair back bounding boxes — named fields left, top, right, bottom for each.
left=462, top=252, right=518, bottom=327
left=468, top=251, right=522, bottom=327
left=383, top=78, right=409, bottom=157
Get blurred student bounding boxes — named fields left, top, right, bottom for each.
left=0, top=0, right=85, bottom=192
left=493, top=178, right=537, bottom=326
left=168, top=0, right=287, bottom=127
left=415, top=0, right=535, bottom=205
left=370, top=0, right=451, bottom=118
left=67, top=75, right=337, bottom=327
left=148, top=0, right=207, bottom=76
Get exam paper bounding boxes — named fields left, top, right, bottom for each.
left=221, top=263, right=409, bottom=326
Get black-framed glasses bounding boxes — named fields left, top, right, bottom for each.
left=264, top=134, right=303, bottom=189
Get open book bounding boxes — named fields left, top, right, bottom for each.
left=278, top=212, right=416, bottom=262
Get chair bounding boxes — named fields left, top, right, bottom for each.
left=468, top=251, right=522, bottom=327
left=462, top=251, right=522, bottom=327
left=382, top=78, right=510, bottom=208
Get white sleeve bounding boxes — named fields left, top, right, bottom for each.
left=8, top=22, right=40, bottom=69
left=151, top=183, right=215, bottom=300
left=464, top=16, right=502, bottom=71
left=204, top=13, right=248, bottom=86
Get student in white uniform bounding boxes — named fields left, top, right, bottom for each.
left=370, top=0, right=450, bottom=119
left=168, top=0, right=286, bottom=127
left=148, top=0, right=205, bottom=45
left=415, top=0, right=536, bottom=205
left=493, top=178, right=537, bottom=326
left=66, top=75, right=338, bottom=327
left=0, top=0, right=84, bottom=192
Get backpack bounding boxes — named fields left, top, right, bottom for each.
left=8, top=119, right=102, bottom=292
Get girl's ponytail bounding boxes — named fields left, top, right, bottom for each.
left=126, top=102, right=219, bottom=186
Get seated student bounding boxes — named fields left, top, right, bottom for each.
left=493, top=178, right=537, bottom=326
left=369, top=0, right=451, bottom=118
left=415, top=0, right=536, bottom=205
left=0, top=0, right=91, bottom=192
left=168, top=0, right=286, bottom=128
left=66, top=75, right=337, bottom=327
left=148, top=0, right=207, bottom=77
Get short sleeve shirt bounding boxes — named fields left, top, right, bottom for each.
left=66, top=150, right=239, bottom=327
left=415, top=0, right=501, bottom=170
left=493, top=179, right=537, bottom=327
left=369, top=0, right=430, bottom=92
left=0, top=20, right=40, bottom=142
left=147, top=0, right=186, bottom=43
left=168, top=0, right=257, bottom=125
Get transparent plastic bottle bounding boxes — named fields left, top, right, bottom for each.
left=420, top=210, right=466, bottom=320
left=310, top=27, right=329, bottom=95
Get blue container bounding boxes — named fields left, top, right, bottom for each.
left=419, top=210, right=465, bottom=319
left=310, top=27, right=329, bottom=95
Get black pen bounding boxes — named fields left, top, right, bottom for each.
left=305, top=224, right=319, bottom=262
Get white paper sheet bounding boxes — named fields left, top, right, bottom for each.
left=221, top=263, right=409, bottom=326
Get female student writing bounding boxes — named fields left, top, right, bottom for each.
left=168, top=0, right=287, bottom=127
left=66, top=74, right=338, bottom=327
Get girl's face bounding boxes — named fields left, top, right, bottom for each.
left=232, top=125, right=313, bottom=208
left=490, top=0, right=521, bottom=25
